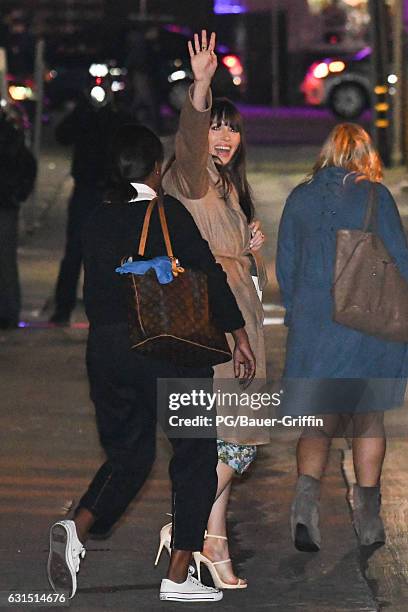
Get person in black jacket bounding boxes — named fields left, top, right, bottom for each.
left=124, top=26, right=161, bottom=132
left=0, top=110, right=36, bottom=329
left=47, top=125, right=255, bottom=604
left=49, top=86, right=131, bottom=325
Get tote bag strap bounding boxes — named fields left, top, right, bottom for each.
left=157, top=198, right=185, bottom=275
left=157, top=198, right=175, bottom=259
left=362, top=183, right=378, bottom=233
left=138, top=197, right=159, bottom=256
left=333, top=182, right=378, bottom=289
left=137, top=196, right=182, bottom=276
left=137, top=196, right=175, bottom=258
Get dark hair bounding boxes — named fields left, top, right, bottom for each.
left=105, top=124, right=164, bottom=203
left=210, top=98, right=254, bottom=223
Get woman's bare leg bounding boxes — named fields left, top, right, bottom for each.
left=214, top=460, right=235, bottom=501
left=296, top=414, right=342, bottom=478
left=202, top=461, right=247, bottom=585
left=350, top=412, right=386, bottom=545
left=352, top=412, right=386, bottom=486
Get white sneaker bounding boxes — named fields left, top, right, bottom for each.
left=160, top=571, right=223, bottom=602
left=47, top=519, right=86, bottom=598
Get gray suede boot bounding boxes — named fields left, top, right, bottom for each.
left=352, top=484, right=385, bottom=547
left=291, top=474, right=321, bottom=552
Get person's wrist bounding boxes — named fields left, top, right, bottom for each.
left=194, top=77, right=211, bottom=86
left=231, top=327, right=248, bottom=345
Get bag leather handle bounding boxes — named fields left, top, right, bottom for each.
left=157, top=198, right=175, bottom=259
left=362, top=183, right=378, bottom=234
left=138, top=197, right=159, bottom=256
left=137, top=196, right=184, bottom=276
left=138, top=196, right=175, bottom=257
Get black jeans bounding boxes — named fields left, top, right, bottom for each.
left=0, top=206, right=20, bottom=325
left=77, top=323, right=218, bottom=551
left=53, top=183, right=103, bottom=318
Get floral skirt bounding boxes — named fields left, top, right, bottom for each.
left=217, top=439, right=257, bottom=475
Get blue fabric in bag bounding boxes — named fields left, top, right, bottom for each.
left=115, top=256, right=173, bottom=284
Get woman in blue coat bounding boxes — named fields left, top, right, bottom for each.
left=276, top=123, right=408, bottom=553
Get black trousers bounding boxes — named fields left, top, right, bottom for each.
left=77, top=323, right=218, bottom=551
left=0, top=206, right=20, bottom=325
left=53, top=183, right=103, bottom=318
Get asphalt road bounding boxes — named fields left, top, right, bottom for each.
left=1, top=118, right=408, bottom=611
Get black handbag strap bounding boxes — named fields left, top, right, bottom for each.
left=362, top=183, right=378, bottom=233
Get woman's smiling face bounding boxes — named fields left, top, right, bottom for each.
left=208, top=121, right=241, bottom=165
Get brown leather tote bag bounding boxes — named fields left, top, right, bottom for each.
left=333, top=183, right=408, bottom=342
left=122, top=196, right=232, bottom=367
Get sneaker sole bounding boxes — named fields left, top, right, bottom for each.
left=47, top=524, right=76, bottom=598
left=160, top=592, right=223, bottom=602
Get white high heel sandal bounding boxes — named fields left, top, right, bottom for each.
left=154, top=522, right=172, bottom=566
left=193, top=534, right=248, bottom=589
left=154, top=522, right=197, bottom=578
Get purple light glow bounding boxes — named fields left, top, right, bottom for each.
left=237, top=105, right=370, bottom=122
left=214, top=1, right=247, bottom=14
left=16, top=321, right=90, bottom=329
left=353, top=47, right=371, bottom=61
left=164, top=24, right=192, bottom=37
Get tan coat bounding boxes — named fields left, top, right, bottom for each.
left=162, top=88, right=269, bottom=444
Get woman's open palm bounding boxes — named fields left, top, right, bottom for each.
left=188, top=30, right=217, bottom=83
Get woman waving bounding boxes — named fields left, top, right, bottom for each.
left=162, top=30, right=268, bottom=588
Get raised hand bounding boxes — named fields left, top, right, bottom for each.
left=188, top=30, right=217, bottom=84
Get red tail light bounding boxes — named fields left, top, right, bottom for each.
left=222, top=54, right=243, bottom=76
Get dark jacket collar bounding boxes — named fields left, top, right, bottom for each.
left=313, top=166, right=351, bottom=184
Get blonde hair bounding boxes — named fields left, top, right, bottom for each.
left=309, top=123, right=383, bottom=182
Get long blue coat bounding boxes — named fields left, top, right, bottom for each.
left=276, top=166, right=408, bottom=412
